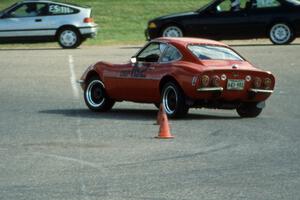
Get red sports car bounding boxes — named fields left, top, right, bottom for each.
left=78, top=37, right=275, bottom=118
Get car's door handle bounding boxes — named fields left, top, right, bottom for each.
left=148, top=66, right=155, bottom=70
left=35, top=19, right=42, bottom=22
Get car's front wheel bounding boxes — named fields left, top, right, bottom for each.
left=269, top=23, right=294, bottom=45
left=161, top=82, right=189, bottom=118
left=162, top=25, right=183, bottom=38
left=58, top=28, right=82, bottom=49
left=84, top=77, right=115, bottom=112
left=236, top=102, right=262, bottom=118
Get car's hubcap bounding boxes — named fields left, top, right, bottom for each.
left=86, top=80, right=105, bottom=107
left=163, top=26, right=183, bottom=37
left=60, top=30, right=77, bottom=47
left=271, top=24, right=291, bottom=44
left=163, top=85, right=178, bottom=115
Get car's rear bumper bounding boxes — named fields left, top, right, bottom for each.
left=145, top=28, right=160, bottom=40
left=145, top=29, right=150, bottom=41
left=79, top=25, right=98, bottom=38
left=197, top=87, right=273, bottom=94
left=77, top=79, right=85, bottom=90
left=188, top=87, right=274, bottom=109
left=196, top=87, right=274, bottom=102
left=197, top=87, right=224, bottom=92
left=248, top=88, right=274, bottom=94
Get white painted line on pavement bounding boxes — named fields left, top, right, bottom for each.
left=68, top=55, right=90, bottom=200
left=68, top=55, right=80, bottom=99
left=34, top=152, right=100, bottom=170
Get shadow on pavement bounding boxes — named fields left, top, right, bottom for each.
left=230, top=43, right=300, bottom=47
left=39, top=108, right=240, bottom=121
left=0, top=48, right=63, bottom=51
left=119, top=46, right=142, bottom=49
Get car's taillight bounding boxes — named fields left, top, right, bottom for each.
left=264, top=78, right=272, bottom=89
left=212, top=75, right=220, bottom=87
left=84, top=17, right=94, bottom=23
left=201, top=75, right=210, bottom=87
left=253, top=77, right=262, bottom=88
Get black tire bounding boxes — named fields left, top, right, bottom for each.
left=161, top=82, right=189, bottom=118
left=236, top=102, right=263, bottom=118
left=269, top=23, right=294, bottom=45
left=161, top=25, right=183, bottom=38
left=84, top=76, right=115, bottom=112
left=57, top=27, right=82, bottom=49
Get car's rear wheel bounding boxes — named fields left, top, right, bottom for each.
left=84, top=76, right=115, bottom=112
left=58, top=28, right=82, bottom=49
left=162, top=25, right=183, bottom=38
left=236, top=102, right=262, bottom=118
left=269, top=23, right=294, bottom=45
left=161, top=82, right=189, bottom=118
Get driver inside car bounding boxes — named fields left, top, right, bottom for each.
left=26, top=4, right=38, bottom=17
left=231, top=0, right=241, bottom=11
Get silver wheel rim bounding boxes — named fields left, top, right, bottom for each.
left=60, top=30, right=77, bottom=47
left=162, top=85, right=178, bottom=115
left=163, top=26, right=183, bottom=37
left=85, top=80, right=105, bottom=107
left=270, top=24, right=291, bottom=44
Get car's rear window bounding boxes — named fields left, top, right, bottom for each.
left=188, top=45, right=244, bottom=61
left=48, top=4, right=79, bottom=15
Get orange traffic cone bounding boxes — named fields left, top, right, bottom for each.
left=155, top=104, right=163, bottom=125
left=155, top=111, right=174, bottom=139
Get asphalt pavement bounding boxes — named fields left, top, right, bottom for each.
left=0, top=41, right=300, bottom=200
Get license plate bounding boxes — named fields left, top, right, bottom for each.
left=227, top=79, right=245, bottom=90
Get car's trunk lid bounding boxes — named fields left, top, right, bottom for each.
left=200, top=60, right=259, bottom=71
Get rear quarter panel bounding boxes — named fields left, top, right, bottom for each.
left=167, top=61, right=204, bottom=99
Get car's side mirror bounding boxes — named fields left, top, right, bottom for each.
left=145, top=54, right=159, bottom=62
left=130, top=57, right=137, bottom=64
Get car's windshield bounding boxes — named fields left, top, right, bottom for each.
left=0, top=3, right=18, bottom=14
left=197, top=0, right=216, bottom=12
left=188, top=45, right=244, bottom=61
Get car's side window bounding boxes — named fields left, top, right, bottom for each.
left=8, top=3, right=47, bottom=18
left=48, top=4, right=78, bottom=15
left=216, top=0, right=232, bottom=12
left=216, top=0, right=248, bottom=12
left=253, top=0, right=281, bottom=8
left=137, top=42, right=167, bottom=63
left=160, top=45, right=182, bottom=63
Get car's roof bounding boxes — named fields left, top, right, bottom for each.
left=21, top=0, right=55, bottom=3
left=19, top=0, right=90, bottom=9
left=153, top=37, right=229, bottom=47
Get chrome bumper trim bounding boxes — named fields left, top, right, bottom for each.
left=249, top=88, right=274, bottom=94
left=197, top=87, right=224, bottom=92
left=77, top=80, right=84, bottom=84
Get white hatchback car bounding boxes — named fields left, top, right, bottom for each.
left=0, top=0, right=98, bottom=48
